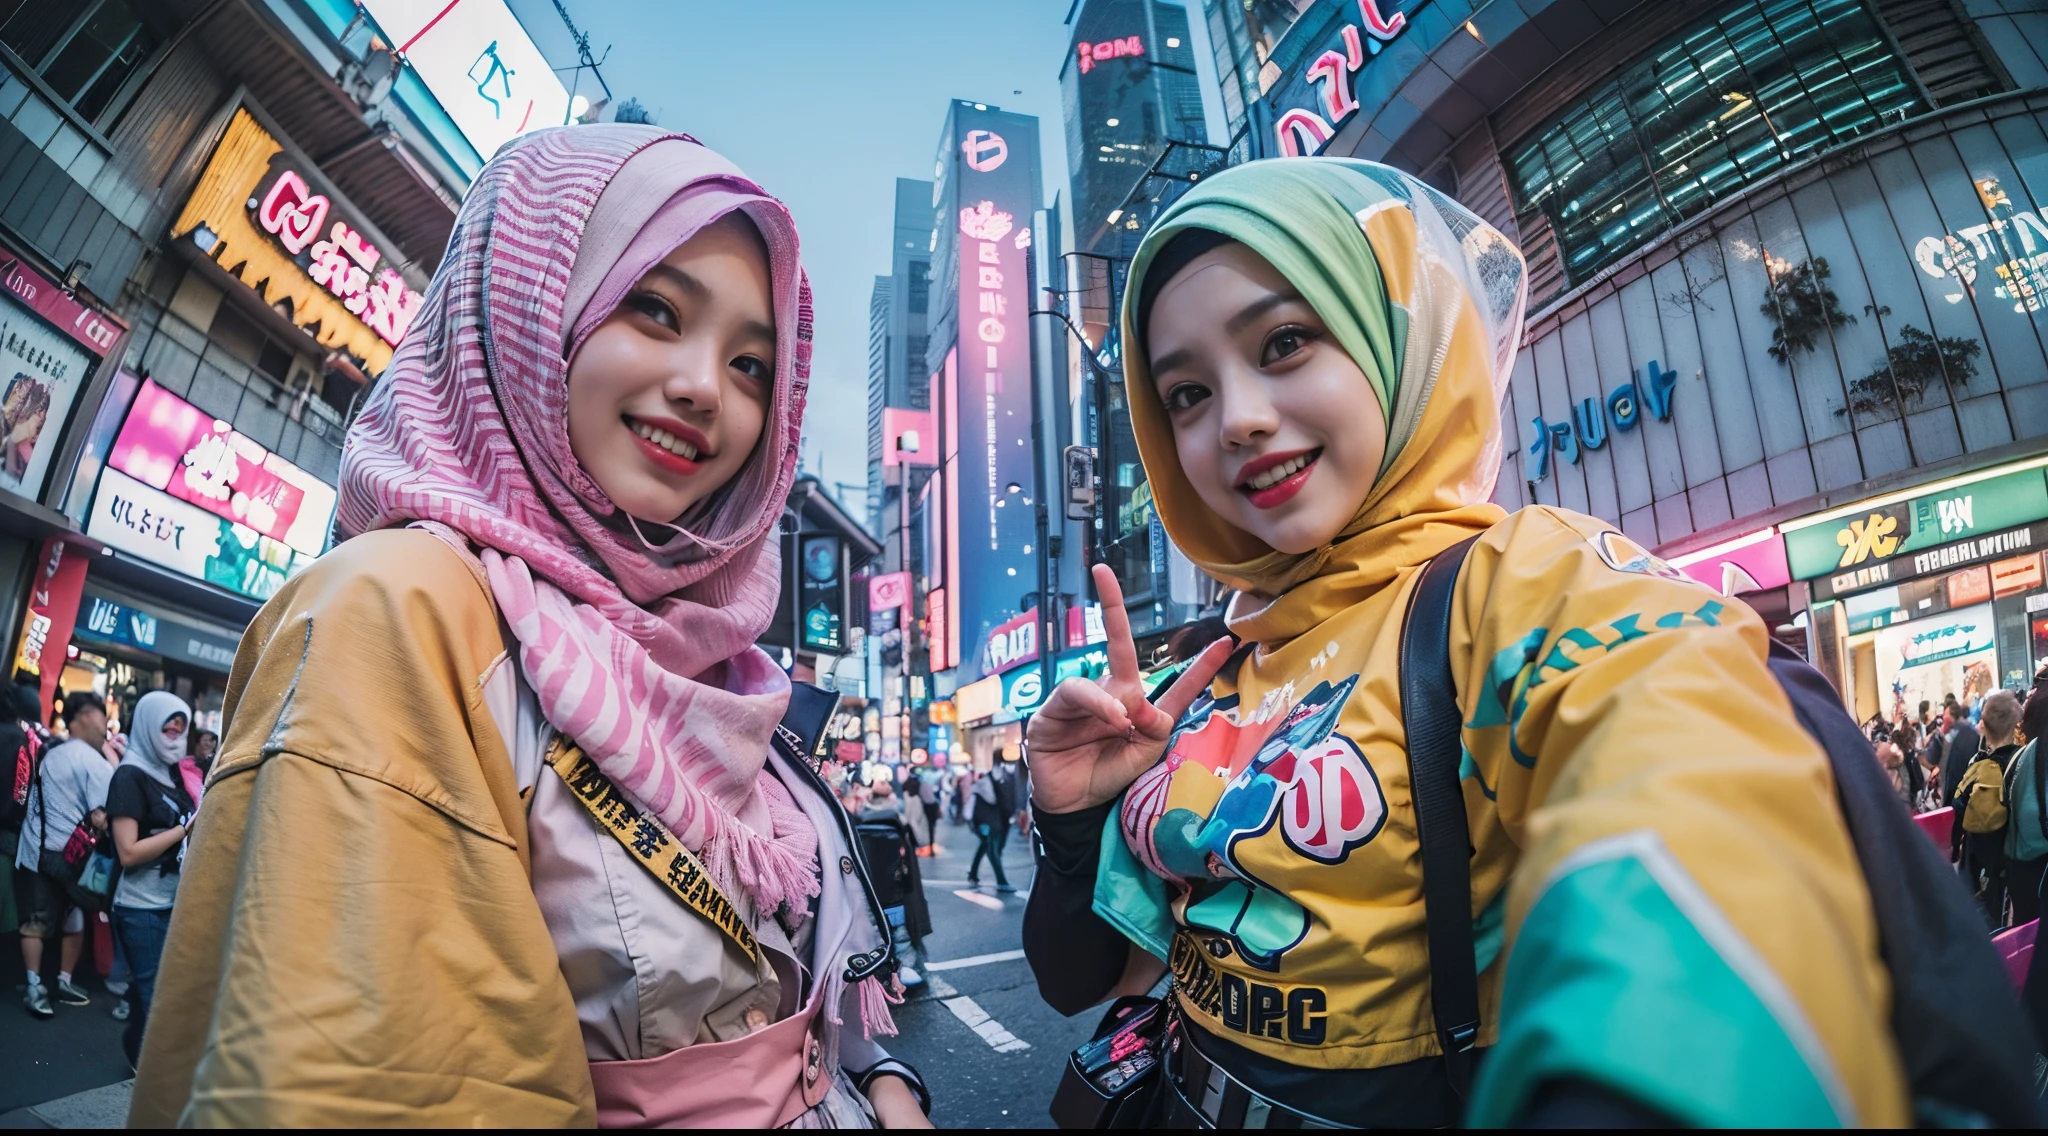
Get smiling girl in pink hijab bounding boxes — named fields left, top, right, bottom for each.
left=128, top=126, right=931, bottom=1129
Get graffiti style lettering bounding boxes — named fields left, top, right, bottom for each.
left=1837, top=512, right=1903, bottom=568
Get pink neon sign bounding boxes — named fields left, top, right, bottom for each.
left=1076, top=35, right=1143, bottom=75
left=106, top=379, right=336, bottom=557
left=1275, top=0, right=1409, bottom=157
left=254, top=170, right=423, bottom=346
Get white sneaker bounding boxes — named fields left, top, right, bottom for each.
left=111, top=999, right=130, bottom=1021
left=897, top=965, right=923, bottom=986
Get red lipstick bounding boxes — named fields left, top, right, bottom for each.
left=1235, top=447, right=1320, bottom=510
left=625, top=414, right=713, bottom=477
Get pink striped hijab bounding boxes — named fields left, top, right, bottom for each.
left=337, top=126, right=818, bottom=912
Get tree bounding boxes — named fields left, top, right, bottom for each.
left=613, top=97, right=655, bottom=125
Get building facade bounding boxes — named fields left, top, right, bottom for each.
left=1223, top=0, right=2048, bottom=713
left=1062, top=0, right=1209, bottom=256
left=0, top=0, right=576, bottom=731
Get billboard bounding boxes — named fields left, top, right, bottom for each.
left=936, top=103, right=1040, bottom=684
left=0, top=290, right=92, bottom=500
left=88, top=379, right=335, bottom=602
left=170, top=108, right=427, bottom=375
left=359, top=0, right=575, bottom=160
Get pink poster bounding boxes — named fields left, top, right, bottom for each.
left=106, top=379, right=334, bottom=556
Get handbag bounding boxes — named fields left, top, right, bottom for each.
left=1050, top=995, right=1168, bottom=1128
left=34, top=759, right=112, bottom=912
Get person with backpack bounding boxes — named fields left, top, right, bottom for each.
left=13, top=691, right=116, bottom=1018
left=1018, top=158, right=2033, bottom=1128
left=1957, top=693, right=2020, bottom=926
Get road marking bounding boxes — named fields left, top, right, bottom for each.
left=943, top=995, right=1031, bottom=1053
left=925, top=949, right=1026, bottom=972
left=952, top=889, right=1006, bottom=911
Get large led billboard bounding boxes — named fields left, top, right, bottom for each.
left=933, top=102, right=1041, bottom=684
left=87, top=379, right=336, bottom=602
left=360, top=0, right=576, bottom=161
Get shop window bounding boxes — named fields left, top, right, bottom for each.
left=1503, top=0, right=1925, bottom=290
left=0, top=0, right=164, bottom=130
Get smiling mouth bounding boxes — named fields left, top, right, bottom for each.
left=1236, top=447, right=1321, bottom=509
left=626, top=416, right=705, bottom=462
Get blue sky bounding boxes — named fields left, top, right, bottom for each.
left=508, top=0, right=1219, bottom=521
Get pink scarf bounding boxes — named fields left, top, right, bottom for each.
left=337, top=126, right=817, bottom=913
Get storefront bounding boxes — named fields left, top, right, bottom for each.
left=1784, top=459, right=2048, bottom=718
left=0, top=240, right=131, bottom=722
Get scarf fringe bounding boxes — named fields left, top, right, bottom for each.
left=856, top=975, right=902, bottom=1039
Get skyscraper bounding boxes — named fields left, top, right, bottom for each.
left=866, top=177, right=935, bottom=549
left=925, top=100, right=1043, bottom=690
left=1061, top=0, right=1208, bottom=256
left=1199, top=0, right=1317, bottom=159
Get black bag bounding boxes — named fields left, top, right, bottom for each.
left=1406, top=536, right=2041, bottom=1127
left=1049, top=995, right=1168, bottom=1128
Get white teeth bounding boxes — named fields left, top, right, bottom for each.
left=1246, top=453, right=1312, bottom=490
left=632, top=421, right=700, bottom=461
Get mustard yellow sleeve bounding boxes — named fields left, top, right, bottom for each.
left=128, top=531, right=594, bottom=1127
left=1451, top=507, right=1908, bottom=1128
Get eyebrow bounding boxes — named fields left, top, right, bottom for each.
left=1224, top=290, right=1303, bottom=334
left=1150, top=289, right=1305, bottom=380
left=640, top=264, right=777, bottom=347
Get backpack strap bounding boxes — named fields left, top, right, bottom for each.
left=1398, top=534, right=1481, bottom=1098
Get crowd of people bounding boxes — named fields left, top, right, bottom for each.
left=1, top=682, right=214, bottom=1065
left=1871, top=675, right=2048, bottom=932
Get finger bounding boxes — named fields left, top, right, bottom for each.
left=1040, top=677, right=1133, bottom=729
left=1152, top=636, right=1236, bottom=724
left=1093, top=563, right=1142, bottom=688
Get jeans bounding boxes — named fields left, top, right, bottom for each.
left=968, top=822, right=1010, bottom=887
left=111, top=906, right=171, bottom=1066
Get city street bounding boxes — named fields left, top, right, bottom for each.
left=887, top=812, right=1096, bottom=1129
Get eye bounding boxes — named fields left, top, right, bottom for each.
left=731, top=355, right=771, bottom=383
left=622, top=290, right=679, bottom=332
left=1260, top=324, right=1319, bottom=367
left=1163, top=382, right=1211, bottom=413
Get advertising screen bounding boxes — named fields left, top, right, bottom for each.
left=1873, top=602, right=1999, bottom=721
left=799, top=534, right=844, bottom=654
left=107, top=380, right=337, bottom=556
left=89, top=380, right=335, bottom=602
left=0, top=291, right=92, bottom=499
left=940, top=104, right=1040, bottom=683
left=360, top=0, right=574, bottom=160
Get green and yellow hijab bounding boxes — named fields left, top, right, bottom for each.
left=1100, top=159, right=1908, bottom=1126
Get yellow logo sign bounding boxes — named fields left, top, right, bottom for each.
left=1836, top=512, right=1902, bottom=568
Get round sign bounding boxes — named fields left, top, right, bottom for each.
left=962, top=129, right=1008, bottom=172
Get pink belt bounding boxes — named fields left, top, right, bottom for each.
left=587, top=989, right=834, bottom=1129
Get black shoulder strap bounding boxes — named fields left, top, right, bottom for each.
left=1398, top=535, right=1481, bottom=1098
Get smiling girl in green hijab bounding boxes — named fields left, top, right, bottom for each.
left=1021, top=158, right=1909, bottom=1128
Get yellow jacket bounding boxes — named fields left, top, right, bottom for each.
left=129, top=530, right=596, bottom=1126
left=1109, top=163, right=1908, bottom=1127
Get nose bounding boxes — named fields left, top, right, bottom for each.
left=1215, top=367, right=1279, bottom=449
left=661, top=341, right=725, bottom=418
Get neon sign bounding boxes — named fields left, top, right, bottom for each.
left=1076, top=35, right=1144, bottom=75
left=255, top=169, right=423, bottom=346
left=1273, top=1, right=1409, bottom=157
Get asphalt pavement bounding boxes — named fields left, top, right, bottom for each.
left=888, top=811, right=1098, bottom=1129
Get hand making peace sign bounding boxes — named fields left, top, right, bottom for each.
left=1025, top=563, right=1236, bottom=814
